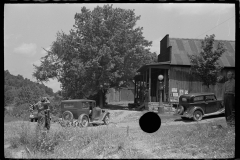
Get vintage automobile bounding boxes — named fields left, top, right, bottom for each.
left=60, top=99, right=110, bottom=127
left=175, top=93, right=225, bottom=121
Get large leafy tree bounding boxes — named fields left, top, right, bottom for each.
left=188, top=34, right=227, bottom=88
left=33, top=4, right=157, bottom=107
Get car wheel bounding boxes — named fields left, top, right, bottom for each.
left=78, top=115, right=89, bottom=127
left=30, top=119, right=33, bottom=122
left=103, top=114, right=110, bottom=125
left=62, top=111, right=74, bottom=122
left=193, top=110, right=203, bottom=121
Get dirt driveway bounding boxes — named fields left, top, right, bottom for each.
left=107, top=110, right=226, bottom=128
left=4, top=110, right=226, bottom=135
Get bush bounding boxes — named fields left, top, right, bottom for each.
left=49, top=100, right=61, bottom=117
left=10, top=103, right=29, bottom=119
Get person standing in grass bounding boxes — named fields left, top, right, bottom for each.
left=36, top=97, right=51, bottom=130
left=222, top=71, right=235, bottom=127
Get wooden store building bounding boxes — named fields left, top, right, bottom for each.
left=134, top=34, right=235, bottom=108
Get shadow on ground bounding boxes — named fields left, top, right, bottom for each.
left=174, top=114, right=225, bottom=123
left=102, top=104, right=136, bottom=111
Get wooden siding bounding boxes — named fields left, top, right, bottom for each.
left=106, top=88, right=134, bottom=103
left=120, top=88, right=134, bottom=101
left=169, top=66, right=235, bottom=99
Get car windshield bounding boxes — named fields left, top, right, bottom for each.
left=82, top=102, right=89, bottom=109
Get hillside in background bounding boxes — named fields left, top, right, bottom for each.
left=4, top=70, right=55, bottom=106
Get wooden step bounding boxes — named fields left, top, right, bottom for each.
left=136, top=103, right=145, bottom=110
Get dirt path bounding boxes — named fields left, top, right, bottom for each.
left=108, top=110, right=140, bottom=123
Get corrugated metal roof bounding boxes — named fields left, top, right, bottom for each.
left=169, top=38, right=235, bottom=67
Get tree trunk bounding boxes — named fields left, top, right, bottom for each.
left=99, top=90, right=103, bottom=108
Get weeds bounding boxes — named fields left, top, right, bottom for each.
left=150, top=122, right=235, bottom=158
left=8, top=122, right=66, bottom=155
left=7, top=121, right=130, bottom=158
left=5, top=114, right=234, bottom=159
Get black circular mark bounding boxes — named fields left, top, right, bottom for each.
left=139, top=112, right=161, bottom=133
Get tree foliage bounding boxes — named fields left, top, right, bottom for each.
left=188, top=34, right=227, bottom=88
left=4, top=70, right=54, bottom=106
left=33, top=5, right=157, bottom=103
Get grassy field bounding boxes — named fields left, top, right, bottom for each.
left=4, top=110, right=235, bottom=159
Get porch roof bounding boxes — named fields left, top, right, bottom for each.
left=134, top=74, right=143, bottom=81
left=136, top=62, right=171, bottom=72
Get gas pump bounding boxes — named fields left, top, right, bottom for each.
left=158, top=75, right=164, bottom=114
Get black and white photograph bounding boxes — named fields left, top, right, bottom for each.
left=4, top=3, right=235, bottom=159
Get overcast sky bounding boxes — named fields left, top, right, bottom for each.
left=4, top=3, right=235, bottom=92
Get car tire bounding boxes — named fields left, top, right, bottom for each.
left=30, top=119, right=33, bottom=122
left=103, top=114, right=110, bottom=125
left=78, top=114, right=89, bottom=127
left=193, top=110, right=203, bottom=121
left=62, top=111, right=74, bottom=122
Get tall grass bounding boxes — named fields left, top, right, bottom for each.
left=5, top=114, right=234, bottom=159
left=148, top=122, right=235, bottom=158
left=8, top=122, right=66, bottom=155
left=7, top=122, right=134, bottom=158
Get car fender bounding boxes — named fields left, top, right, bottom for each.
left=188, top=106, right=205, bottom=115
left=78, top=113, right=89, bottom=122
left=100, top=111, right=110, bottom=121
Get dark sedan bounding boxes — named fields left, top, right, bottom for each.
left=175, top=93, right=225, bottom=121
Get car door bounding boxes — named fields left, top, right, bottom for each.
left=81, top=102, right=90, bottom=115
left=192, top=96, right=206, bottom=113
left=205, top=95, right=218, bottom=114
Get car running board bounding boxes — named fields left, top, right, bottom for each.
left=203, top=109, right=225, bottom=117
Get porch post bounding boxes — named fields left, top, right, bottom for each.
left=137, top=81, right=139, bottom=99
left=140, top=76, right=142, bottom=102
left=149, top=67, right=151, bottom=102
left=135, top=80, right=138, bottom=98
left=134, top=79, right=136, bottom=103
left=143, top=73, right=144, bottom=88
left=164, top=69, right=167, bottom=102
left=145, top=70, right=147, bottom=88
